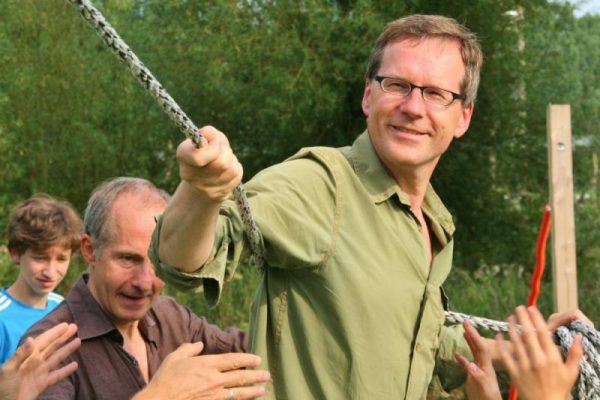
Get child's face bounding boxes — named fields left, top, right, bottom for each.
left=10, top=244, right=72, bottom=297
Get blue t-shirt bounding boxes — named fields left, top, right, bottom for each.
left=0, top=287, right=63, bottom=364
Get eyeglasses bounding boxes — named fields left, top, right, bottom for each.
left=374, top=76, right=465, bottom=107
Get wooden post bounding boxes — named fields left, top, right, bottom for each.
left=547, top=104, right=578, bottom=312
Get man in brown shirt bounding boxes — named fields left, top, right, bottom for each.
left=23, top=177, right=269, bottom=400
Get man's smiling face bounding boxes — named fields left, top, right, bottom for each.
left=362, top=37, right=473, bottom=180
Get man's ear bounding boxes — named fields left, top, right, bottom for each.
left=8, top=247, right=21, bottom=264
left=361, top=79, right=372, bottom=117
left=80, top=235, right=97, bottom=266
left=454, top=101, right=475, bottom=139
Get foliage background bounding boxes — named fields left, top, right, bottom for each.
left=1, top=0, right=600, bottom=395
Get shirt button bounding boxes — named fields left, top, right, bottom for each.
left=415, top=343, right=421, bottom=351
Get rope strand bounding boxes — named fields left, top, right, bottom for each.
left=69, top=0, right=264, bottom=268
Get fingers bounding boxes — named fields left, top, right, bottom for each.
left=217, top=361, right=270, bottom=400
left=177, top=137, right=224, bottom=169
left=498, top=306, right=585, bottom=399
left=526, top=306, right=555, bottom=353
left=46, top=361, right=78, bottom=387
left=455, top=351, right=470, bottom=371
left=547, top=309, right=594, bottom=331
left=200, top=126, right=231, bottom=148
left=167, top=342, right=205, bottom=361
left=28, top=323, right=71, bottom=354
left=455, top=352, right=483, bottom=377
left=221, top=368, right=271, bottom=387
left=219, top=368, right=271, bottom=400
left=176, top=127, right=243, bottom=201
left=462, top=321, right=479, bottom=358
left=39, top=324, right=78, bottom=359
left=201, top=353, right=263, bottom=372
left=496, top=332, right=518, bottom=377
left=463, top=321, right=492, bottom=365
left=45, top=337, right=81, bottom=370
left=514, top=306, right=545, bottom=367
left=565, top=334, right=583, bottom=380
left=177, top=126, right=234, bottom=168
left=6, top=337, right=36, bottom=369
left=3, top=324, right=76, bottom=375
left=505, top=314, right=530, bottom=373
left=222, top=385, right=267, bottom=400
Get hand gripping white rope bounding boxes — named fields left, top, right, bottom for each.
left=446, top=311, right=600, bottom=399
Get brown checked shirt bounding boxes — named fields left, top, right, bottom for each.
left=22, top=274, right=247, bottom=400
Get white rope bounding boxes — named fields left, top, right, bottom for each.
left=68, top=0, right=264, bottom=270
left=556, top=321, right=600, bottom=399
left=444, top=310, right=509, bottom=332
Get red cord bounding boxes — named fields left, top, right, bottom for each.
left=509, top=204, right=552, bottom=400
left=528, top=204, right=552, bottom=306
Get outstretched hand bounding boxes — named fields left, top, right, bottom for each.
left=455, top=321, right=502, bottom=400
left=498, top=306, right=583, bottom=400
left=0, top=322, right=80, bottom=400
left=134, top=342, right=270, bottom=400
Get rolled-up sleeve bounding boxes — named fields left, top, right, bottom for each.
left=149, top=204, right=245, bottom=307
left=150, top=154, right=337, bottom=307
left=429, top=324, right=472, bottom=397
left=189, top=312, right=248, bottom=354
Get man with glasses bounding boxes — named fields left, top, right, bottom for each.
left=151, top=15, right=478, bottom=399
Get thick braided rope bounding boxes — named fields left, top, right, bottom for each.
left=68, top=0, right=264, bottom=269
left=447, top=311, right=600, bottom=399
left=445, top=310, right=510, bottom=332
left=556, top=321, right=600, bottom=399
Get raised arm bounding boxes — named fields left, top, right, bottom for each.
left=159, top=126, right=243, bottom=272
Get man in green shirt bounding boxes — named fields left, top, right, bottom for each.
left=151, top=15, right=479, bottom=399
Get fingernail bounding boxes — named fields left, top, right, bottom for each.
left=468, top=362, right=479, bottom=374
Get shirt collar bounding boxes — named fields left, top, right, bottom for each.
left=66, top=274, right=158, bottom=344
left=350, top=130, right=399, bottom=203
left=349, top=130, right=455, bottom=236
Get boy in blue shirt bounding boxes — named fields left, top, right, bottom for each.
left=0, top=195, right=82, bottom=364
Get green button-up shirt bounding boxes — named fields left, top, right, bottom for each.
left=151, top=131, right=469, bottom=399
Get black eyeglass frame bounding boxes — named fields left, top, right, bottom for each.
left=374, top=75, right=466, bottom=107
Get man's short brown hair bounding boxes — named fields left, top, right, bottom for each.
left=8, top=194, right=83, bottom=255
left=365, top=15, right=483, bottom=107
